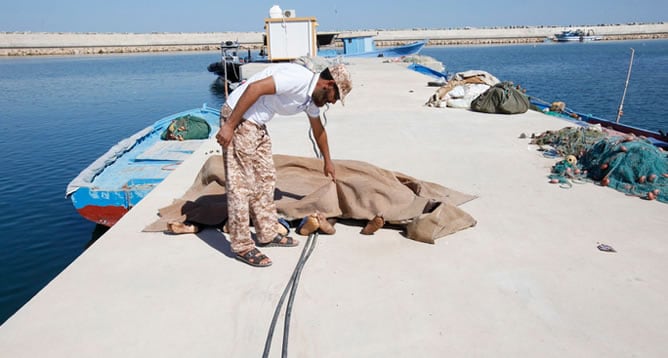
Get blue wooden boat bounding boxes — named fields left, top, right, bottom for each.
left=407, top=63, right=448, bottom=79
left=320, top=36, right=426, bottom=58
left=529, top=99, right=668, bottom=149
left=66, top=105, right=221, bottom=226
left=407, top=63, right=449, bottom=86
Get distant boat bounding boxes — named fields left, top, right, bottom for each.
left=321, top=35, right=426, bottom=58
left=554, top=29, right=602, bottom=42
left=66, top=105, right=221, bottom=226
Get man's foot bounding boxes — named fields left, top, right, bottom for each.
left=276, top=220, right=289, bottom=236
left=297, top=214, right=319, bottom=235
left=316, top=212, right=336, bottom=235
left=235, top=248, right=272, bottom=267
left=167, top=221, right=200, bottom=234
left=361, top=214, right=384, bottom=235
left=258, top=234, right=300, bottom=247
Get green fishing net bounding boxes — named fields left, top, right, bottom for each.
left=535, top=127, right=668, bottom=203
left=531, top=126, right=608, bottom=157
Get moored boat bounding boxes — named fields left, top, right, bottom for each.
left=320, top=35, right=426, bottom=58
left=66, top=105, right=221, bottom=226
left=206, top=41, right=250, bottom=93
left=554, top=29, right=602, bottom=42
left=529, top=99, right=668, bottom=148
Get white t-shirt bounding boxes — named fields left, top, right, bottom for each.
left=225, top=63, right=320, bottom=125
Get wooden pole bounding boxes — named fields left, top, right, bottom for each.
left=616, top=48, right=635, bottom=123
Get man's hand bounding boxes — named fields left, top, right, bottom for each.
left=324, top=159, right=336, bottom=181
left=216, top=123, right=234, bottom=148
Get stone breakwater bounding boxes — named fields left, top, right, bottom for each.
left=1, top=23, right=666, bottom=56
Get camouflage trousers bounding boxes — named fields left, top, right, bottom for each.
left=221, top=104, right=279, bottom=253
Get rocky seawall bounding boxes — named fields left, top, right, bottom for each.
left=1, top=23, right=666, bottom=56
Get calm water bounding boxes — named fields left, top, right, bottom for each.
left=422, top=40, right=668, bottom=132
left=1, top=40, right=666, bottom=324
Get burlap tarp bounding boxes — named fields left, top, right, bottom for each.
left=144, top=154, right=477, bottom=244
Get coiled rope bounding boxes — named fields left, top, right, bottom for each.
left=262, top=232, right=319, bottom=358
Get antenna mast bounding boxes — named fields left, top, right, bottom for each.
left=616, top=48, right=635, bottom=123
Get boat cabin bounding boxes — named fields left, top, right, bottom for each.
left=340, top=36, right=376, bottom=56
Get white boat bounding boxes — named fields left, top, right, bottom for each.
left=555, top=29, right=602, bottom=42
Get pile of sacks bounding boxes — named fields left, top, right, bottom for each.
left=425, top=70, right=500, bottom=109
left=425, top=70, right=530, bottom=115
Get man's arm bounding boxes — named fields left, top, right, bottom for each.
left=216, top=76, right=276, bottom=148
left=308, top=115, right=336, bottom=180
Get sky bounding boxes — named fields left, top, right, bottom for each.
left=1, top=0, right=666, bottom=33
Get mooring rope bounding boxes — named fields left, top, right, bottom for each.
left=262, top=232, right=319, bottom=358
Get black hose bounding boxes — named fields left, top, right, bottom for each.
left=282, top=233, right=318, bottom=357
left=262, top=232, right=318, bottom=358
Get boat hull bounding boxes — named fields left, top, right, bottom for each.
left=555, top=35, right=602, bottom=42
left=320, top=40, right=426, bottom=58
left=530, top=99, right=668, bottom=148
left=76, top=204, right=129, bottom=227
left=344, top=40, right=426, bottom=58
left=66, top=105, right=221, bottom=226
left=554, top=29, right=602, bottom=42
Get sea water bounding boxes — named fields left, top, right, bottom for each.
left=0, top=40, right=666, bottom=324
left=422, top=40, right=668, bottom=132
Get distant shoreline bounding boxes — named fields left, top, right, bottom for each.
left=1, top=22, right=666, bottom=56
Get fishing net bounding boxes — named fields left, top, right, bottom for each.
left=535, top=127, right=668, bottom=203
left=531, top=126, right=608, bottom=157
left=160, top=115, right=211, bottom=141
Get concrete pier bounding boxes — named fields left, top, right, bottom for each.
left=1, top=58, right=667, bottom=357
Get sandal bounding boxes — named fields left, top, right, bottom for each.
left=235, top=248, right=272, bottom=267
left=258, top=234, right=299, bottom=248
